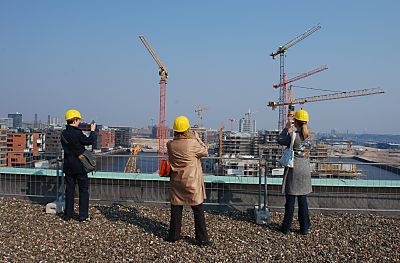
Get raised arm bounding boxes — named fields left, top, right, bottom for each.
left=193, top=131, right=208, bottom=158
left=277, top=128, right=291, bottom=147
left=79, top=131, right=97, bottom=146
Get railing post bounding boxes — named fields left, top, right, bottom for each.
left=255, top=151, right=271, bottom=225
left=56, top=156, right=60, bottom=200
left=264, top=158, right=268, bottom=212
left=258, top=156, right=262, bottom=211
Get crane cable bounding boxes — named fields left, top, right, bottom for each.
left=292, top=85, right=343, bottom=93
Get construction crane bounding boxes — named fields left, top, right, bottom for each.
left=219, top=122, right=224, bottom=172
left=138, top=34, right=168, bottom=164
left=270, top=23, right=321, bottom=131
left=272, top=65, right=328, bottom=89
left=195, top=105, right=208, bottom=128
left=124, top=145, right=142, bottom=173
left=273, top=65, right=328, bottom=117
left=267, top=87, right=384, bottom=108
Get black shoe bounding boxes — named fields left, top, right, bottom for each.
left=63, top=214, right=72, bottom=221
left=165, top=236, right=182, bottom=243
left=196, top=240, right=214, bottom=247
left=280, top=227, right=290, bottom=235
left=78, top=217, right=91, bottom=222
left=300, top=229, right=309, bottom=235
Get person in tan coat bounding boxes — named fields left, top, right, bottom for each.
left=165, top=116, right=213, bottom=247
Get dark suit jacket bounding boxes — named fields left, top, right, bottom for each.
left=61, top=125, right=97, bottom=175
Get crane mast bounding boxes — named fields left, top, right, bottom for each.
left=270, top=24, right=321, bottom=130
left=138, top=34, right=168, bottom=164
left=219, top=122, right=224, bottom=173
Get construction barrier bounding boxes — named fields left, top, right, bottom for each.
left=0, top=153, right=399, bottom=213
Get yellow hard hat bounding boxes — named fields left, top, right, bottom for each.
left=65, top=109, right=83, bottom=121
left=294, top=109, right=309, bottom=122
left=173, top=116, right=190, bottom=132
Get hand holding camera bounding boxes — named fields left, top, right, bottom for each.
left=90, top=120, right=96, bottom=132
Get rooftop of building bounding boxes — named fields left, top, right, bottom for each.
left=1, top=197, right=399, bottom=262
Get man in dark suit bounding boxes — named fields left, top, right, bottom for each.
left=61, top=109, right=96, bottom=222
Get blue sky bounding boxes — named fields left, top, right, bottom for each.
left=0, top=1, right=399, bottom=134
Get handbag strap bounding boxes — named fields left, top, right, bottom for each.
left=289, top=132, right=296, bottom=150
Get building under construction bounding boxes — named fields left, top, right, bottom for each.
left=218, top=130, right=362, bottom=178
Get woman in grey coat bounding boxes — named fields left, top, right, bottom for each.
left=278, top=109, right=312, bottom=235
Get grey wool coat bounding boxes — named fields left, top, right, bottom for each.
left=278, top=128, right=312, bottom=195
left=167, top=131, right=208, bottom=206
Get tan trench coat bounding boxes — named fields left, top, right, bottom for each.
left=167, top=132, right=208, bottom=205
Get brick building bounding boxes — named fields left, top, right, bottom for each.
left=6, top=131, right=45, bottom=167
left=99, top=128, right=116, bottom=150
left=109, top=126, right=132, bottom=147
left=0, top=125, right=7, bottom=167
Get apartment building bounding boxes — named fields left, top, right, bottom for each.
left=0, top=124, right=7, bottom=167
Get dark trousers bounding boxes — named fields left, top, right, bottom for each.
left=281, top=194, right=310, bottom=234
left=64, top=173, right=89, bottom=220
left=168, top=203, right=209, bottom=242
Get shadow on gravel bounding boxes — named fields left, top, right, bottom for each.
left=25, top=171, right=58, bottom=204
left=204, top=205, right=255, bottom=223
left=95, top=203, right=169, bottom=239
left=204, top=205, right=283, bottom=233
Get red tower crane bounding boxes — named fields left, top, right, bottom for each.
left=138, top=35, right=168, bottom=164
left=273, top=65, right=328, bottom=115
left=272, top=65, right=328, bottom=89
left=270, top=23, right=321, bottom=130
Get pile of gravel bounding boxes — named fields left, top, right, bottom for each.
left=0, top=197, right=399, bottom=262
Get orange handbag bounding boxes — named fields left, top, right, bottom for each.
left=159, top=159, right=171, bottom=177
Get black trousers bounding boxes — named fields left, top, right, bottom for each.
left=281, top=194, right=310, bottom=234
left=64, top=173, right=89, bottom=220
left=168, top=203, right=209, bottom=242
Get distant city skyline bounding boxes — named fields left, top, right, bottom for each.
left=1, top=110, right=397, bottom=137
left=0, top=1, right=398, bottom=134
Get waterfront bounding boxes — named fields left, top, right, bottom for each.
left=95, top=153, right=400, bottom=181
left=328, top=157, right=400, bottom=180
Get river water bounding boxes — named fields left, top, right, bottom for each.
left=328, top=157, right=400, bottom=180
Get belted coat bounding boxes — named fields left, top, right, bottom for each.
left=167, top=132, right=208, bottom=206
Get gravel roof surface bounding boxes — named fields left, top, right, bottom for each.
left=0, top=197, right=399, bottom=262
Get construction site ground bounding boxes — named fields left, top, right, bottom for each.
left=332, top=146, right=400, bottom=163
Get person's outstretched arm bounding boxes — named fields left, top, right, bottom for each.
left=278, top=128, right=291, bottom=147
left=193, top=131, right=208, bottom=158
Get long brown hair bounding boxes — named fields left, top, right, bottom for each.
left=294, top=120, right=309, bottom=139
left=174, top=129, right=193, bottom=139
